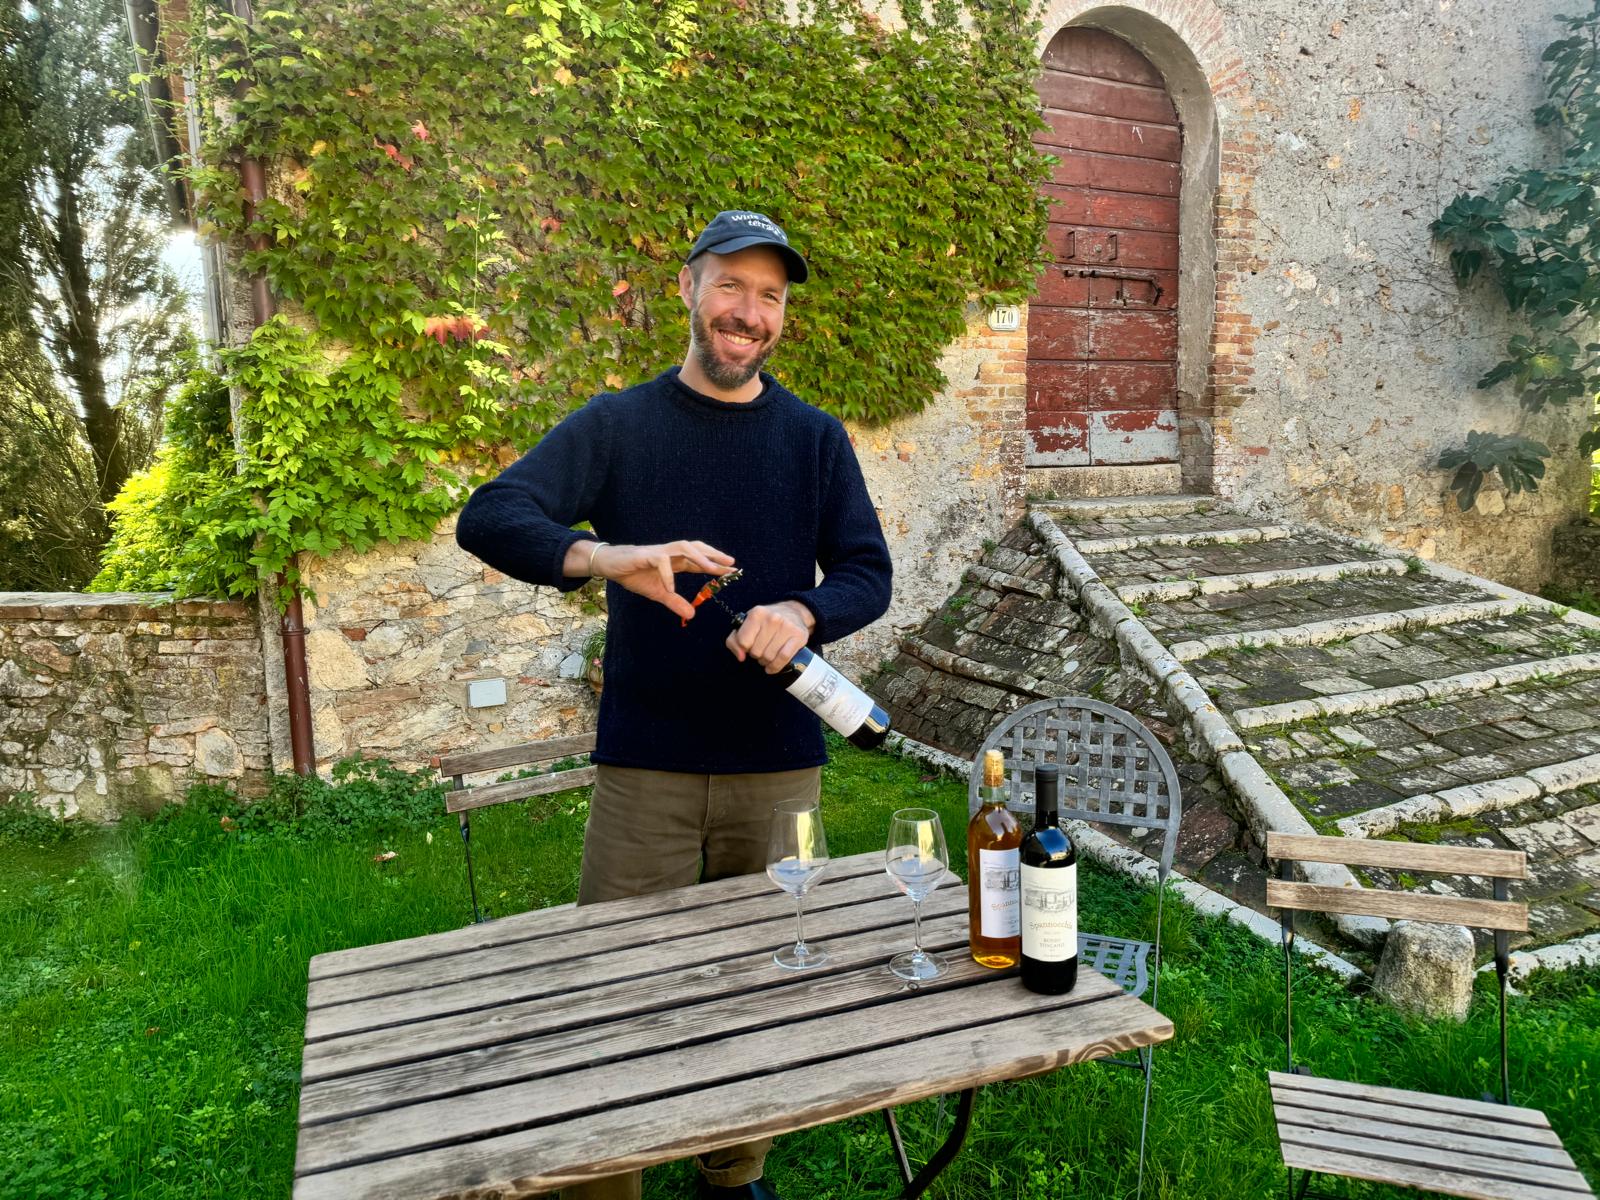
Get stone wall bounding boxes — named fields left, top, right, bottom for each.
left=1551, top=521, right=1600, bottom=599
left=293, top=517, right=604, bottom=774
left=0, top=593, right=270, bottom=818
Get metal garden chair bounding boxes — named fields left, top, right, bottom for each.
left=1267, top=832, right=1593, bottom=1200
left=965, top=695, right=1184, bottom=1198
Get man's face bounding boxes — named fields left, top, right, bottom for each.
left=679, top=247, right=789, bottom=392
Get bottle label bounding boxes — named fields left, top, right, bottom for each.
left=977, top=847, right=1021, bottom=938
left=1020, top=862, right=1077, bottom=963
left=786, top=654, right=874, bottom=737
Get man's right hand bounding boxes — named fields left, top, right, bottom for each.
left=570, top=540, right=736, bottom=622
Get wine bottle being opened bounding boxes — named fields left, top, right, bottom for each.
left=967, top=749, right=1022, bottom=968
left=1019, top=761, right=1078, bottom=994
left=732, top=612, right=891, bottom=750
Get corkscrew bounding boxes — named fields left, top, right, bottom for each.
left=684, top=567, right=745, bottom=627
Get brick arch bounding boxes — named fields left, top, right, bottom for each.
left=1029, top=0, right=1262, bottom=495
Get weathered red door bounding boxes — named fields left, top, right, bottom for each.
left=1028, top=28, right=1181, bottom=467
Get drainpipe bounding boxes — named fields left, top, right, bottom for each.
left=233, top=0, right=315, bottom=775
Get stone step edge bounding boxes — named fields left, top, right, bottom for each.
left=1033, top=494, right=1214, bottom=521
left=1232, top=652, right=1600, bottom=731
left=900, top=635, right=1076, bottom=701
left=1028, top=509, right=1388, bottom=948
left=1075, top=525, right=1293, bottom=555
left=1116, top=557, right=1408, bottom=605
left=963, top=562, right=1055, bottom=600
left=1293, top=522, right=1600, bottom=634
left=883, top=731, right=1364, bottom=981
left=1334, top=753, right=1600, bottom=838
left=1168, top=597, right=1527, bottom=663
left=1476, top=931, right=1600, bottom=988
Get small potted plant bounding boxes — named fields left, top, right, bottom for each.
left=582, top=625, right=606, bottom=694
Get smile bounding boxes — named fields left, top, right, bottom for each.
left=718, top=330, right=759, bottom=347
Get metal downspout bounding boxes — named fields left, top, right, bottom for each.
left=232, top=0, right=314, bottom=775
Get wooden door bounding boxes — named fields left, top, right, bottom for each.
left=1028, top=28, right=1181, bottom=467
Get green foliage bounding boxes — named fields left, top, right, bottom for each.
left=1436, top=430, right=1551, bottom=511
left=106, top=0, right=1051, bottom=602
left=1431, top=1, right=1600, bottom=510
left=0, top=792, right=74, bottom=847
left=168, top=755, right=449, bottom=843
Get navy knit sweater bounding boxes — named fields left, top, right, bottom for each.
left=455, top=368, right=893, bottom=773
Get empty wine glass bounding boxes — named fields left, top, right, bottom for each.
left=766, top=798, right=830, bottom=970
left=884, top=807, right=949, bottom=982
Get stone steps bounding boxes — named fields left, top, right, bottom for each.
left=880, top=496, right=1600, bottom=969
left=1026, top=498, right=1600, bottom=960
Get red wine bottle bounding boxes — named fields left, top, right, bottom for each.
left=1019, top=762, right=1078, bottom=994
left=731, top=612, right=891, bottom=750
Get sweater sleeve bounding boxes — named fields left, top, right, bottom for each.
left=783, top=421, right=893, bottom=645
left=454, top=398, right=611, bottom=593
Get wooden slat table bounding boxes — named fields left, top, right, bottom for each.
left=293, top=850, right=1175, bottom=1200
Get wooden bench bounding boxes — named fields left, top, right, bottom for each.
left=430, top=733, right=597, bottom=923
left=1266, top=832, right=1593, bottom=1200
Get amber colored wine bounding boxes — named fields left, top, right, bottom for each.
left=967, top=749, right=1022, bottom=968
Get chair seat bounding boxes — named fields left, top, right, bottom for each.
left=1078, top=932, right=1151, bottom=1000
left=1269, top=1071, right=1594, bottom=1200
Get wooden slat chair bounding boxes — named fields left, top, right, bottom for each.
left=964, top=696, right=1184, bottom=1199
left=430, top=733, right=597, bottom=924
left=1266, top=832, right=1594, bottom=1200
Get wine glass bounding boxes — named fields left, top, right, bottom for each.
left=884, top=807, right=949, bottom=982
left=766, top=798, right=830, bottom=970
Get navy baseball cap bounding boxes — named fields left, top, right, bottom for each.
left=686, top=210, right=809, bottom=283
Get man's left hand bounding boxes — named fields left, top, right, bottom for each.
left=727, top=601, right=816, bottom=673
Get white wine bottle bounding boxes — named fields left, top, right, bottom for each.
left=1019, top=761, right=1078, bottom=994
left=967, top=749, right=1022, bottom=968
left=731, top=611, right=891, bottom=750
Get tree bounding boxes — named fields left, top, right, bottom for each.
left=0, top=331, right=107, bottom=590
left=0, top=0, right=193, bottom=589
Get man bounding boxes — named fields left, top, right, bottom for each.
left=454, top=210, right=893, bottom=1200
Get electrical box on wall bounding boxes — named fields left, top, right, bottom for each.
left=987, top=305, right=1021, bottom=332
left=466, top=678, right=507, bottom=709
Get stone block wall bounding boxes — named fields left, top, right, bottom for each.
left=294, top=517, right=604, bottom=774
left=1551, top=521, right=1600, bottom=599
left=0, top=593, right=270, bottom=819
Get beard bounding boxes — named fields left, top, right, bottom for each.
left=689, top=302, right=775, bottom=392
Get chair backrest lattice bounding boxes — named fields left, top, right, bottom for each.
left=969, top=696, right=1183, bottom=878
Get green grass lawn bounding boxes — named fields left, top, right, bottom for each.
left=3, top=740, right=1596, bottom=1200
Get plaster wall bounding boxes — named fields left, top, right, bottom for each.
left=1201, top=0, right=1589, bottom=588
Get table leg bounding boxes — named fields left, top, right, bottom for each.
left=883, top=1088, right=977, bottom=1199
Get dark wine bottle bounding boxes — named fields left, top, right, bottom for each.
left=1019, top=762, right=1078, bottom=995
left=732, top=612, right=891, bottom=750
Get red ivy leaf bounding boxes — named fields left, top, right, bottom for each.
left=376, top=140, right=414, bottom=170
left=540, top=216, right=563, bottom=233
left=411, top=120, right=430, bottom=141
left=612, top=279, right=630, bottom=297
